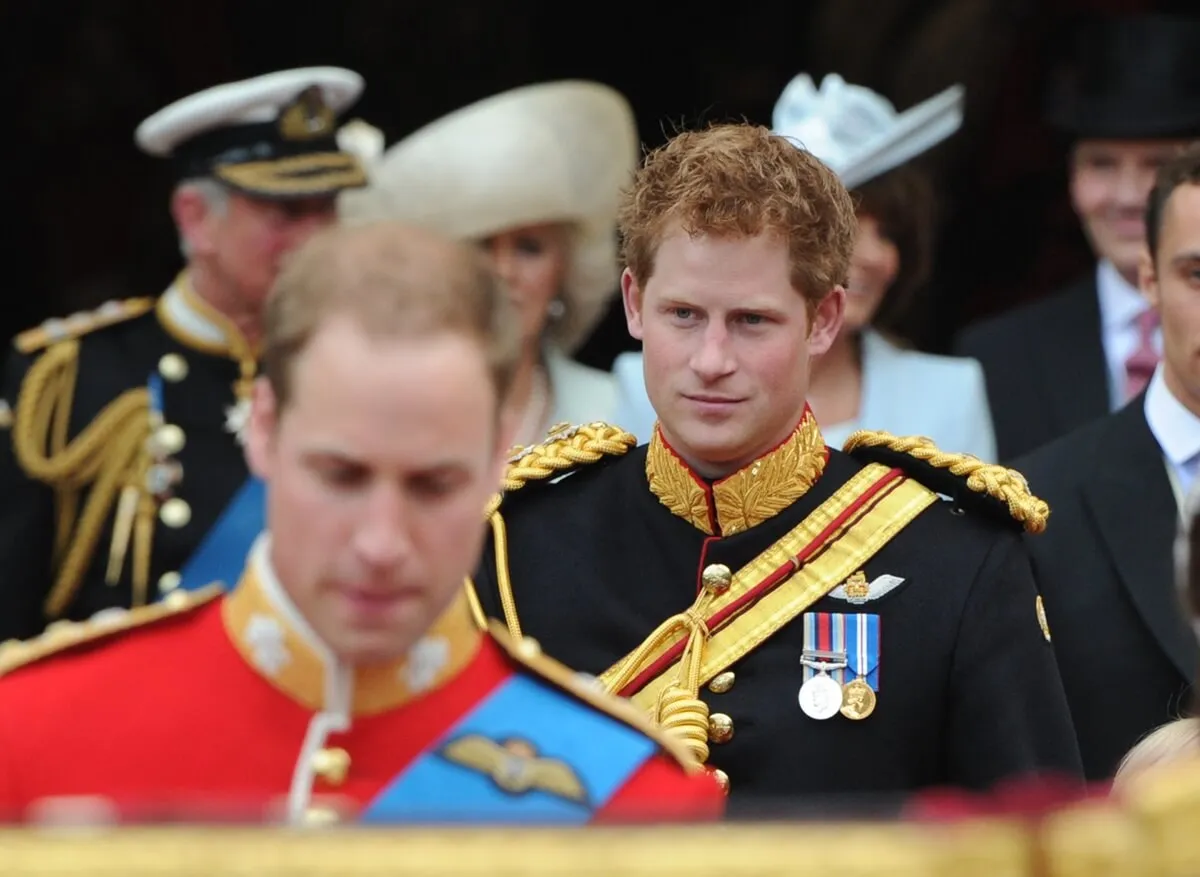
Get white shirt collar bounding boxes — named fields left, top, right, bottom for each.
left=1096, top=259, right=1149, bottom=331
left=1144, top=366, right=1200, bottom=468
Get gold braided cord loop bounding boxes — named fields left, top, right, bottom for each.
left=11, top=340, right=153, bottom=617
left=502, top=422, right=636, bottom=494
left=603, top=590, right=717, bottom=765
left=843, top=430, right=1050, bottom=534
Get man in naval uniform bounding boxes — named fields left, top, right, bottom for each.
left=0, top=67, right=371, bottom=642
left=0, top=222, right=723, bottom=825
left=472, top=123, right=1083, bottom=810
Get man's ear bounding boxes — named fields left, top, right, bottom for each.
left=244, top=377, right=278, bottom=479
left=806, top=285, right=847, bottom=354
left=171, top=185, right=220, bottom=258
left=622, top=268, right=645, bottom=341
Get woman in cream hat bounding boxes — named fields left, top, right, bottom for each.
left=613, top=74, right=997, bottom=461
left=339, top=81, right=639, bottom=447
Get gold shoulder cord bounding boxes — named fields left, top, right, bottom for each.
left=11, top=340, right=153, bottom=618
left=464, top=423, right=637, bottom=639
left=843, top=431, right=1049, bottom=534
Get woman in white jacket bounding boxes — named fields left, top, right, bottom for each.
left=339, top=81, right=638, bottom=448
left=613, top=74, right=997, bottom=460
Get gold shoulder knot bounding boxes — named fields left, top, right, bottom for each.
left=486, top=421, right=637, bottom=516
left=0, top=584, right=222, bottom=677
left=843, top=430, right=1049, bottom=534
left=14, top=298, right=155, bottom=355
left=486, top=621, right=704, bottom=773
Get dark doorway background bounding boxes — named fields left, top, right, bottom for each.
left=1, top=0, right=1189, bottom=368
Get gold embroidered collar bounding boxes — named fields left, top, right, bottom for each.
left=646, top=410, right=827, bottom=536
left=156, top=272, right=259, bottom=398
left=222, top=537, right=482, bottom=716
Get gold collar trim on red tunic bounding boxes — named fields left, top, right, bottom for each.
left=222, top=536, right=482, bottom=716
left=645, top=409, right=827, bottom=536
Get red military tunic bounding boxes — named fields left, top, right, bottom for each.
left=0, top=549, right=723, bottom=825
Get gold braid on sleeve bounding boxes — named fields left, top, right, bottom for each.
left=11, top=340, right=154, bottom=618
left=472, top=422, right=638, bottom=642
left=843, top=430, right=1050, bottom=535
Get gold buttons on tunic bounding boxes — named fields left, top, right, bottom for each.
left=157, top=571, right=181, bottom=594
left=153, top=424, right=186, bottom=456
left=159, top=497, right=192, bottom=528
left=157, top=353, right=189, bottom=382
left=312, top=747, right=351, bottom=786
left=710, top=768, right=730, bottom=795
left=701, top=563, right=733, bottom=594
left=708, top=713, right=734, bottom=745
left=708, top=671, right=736, bottom=694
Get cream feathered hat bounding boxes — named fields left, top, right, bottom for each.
left=338, top=80, right=639, bottom=353
left=771, top=73, right=965, bottom=190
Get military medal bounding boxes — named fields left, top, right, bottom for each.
left=797, top=667, right=844, bottom=720
left=802, top=611, right=881, bottom=721
left=840, top=612, right=880, bottom=720
left=840, top=678, right=877, bottom=720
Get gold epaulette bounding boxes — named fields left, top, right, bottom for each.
left=486, top=421, right=637, bottom=516
left=14, top=297, right=155, bottom=355
left=0, top=584, right=223, bottom=677
left=487, top=620, right=704, bottom=773
left=843, top=430, right=1049, bottom=534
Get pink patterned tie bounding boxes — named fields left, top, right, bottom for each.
left=1124, top=309, right=1160, bottom=400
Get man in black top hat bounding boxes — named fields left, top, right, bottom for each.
left=0, top=68, right=369, bottom=643
left=955, top=14, right=1200, bottom=461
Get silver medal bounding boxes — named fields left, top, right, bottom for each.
left=798, top=673, right=844, bottom=720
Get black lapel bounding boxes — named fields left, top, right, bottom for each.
left=1081, top=401, right=1198, bottom=680
left=1034, top=276, right=1111, bottom=434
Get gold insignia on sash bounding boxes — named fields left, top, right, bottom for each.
left=440, top=735, right=589, bottom=804
left=842, top=430, right=1050, bottom=534
left=646, top=411, right=827, bottom=536
left=1036, top=595, right=1052, bottom=643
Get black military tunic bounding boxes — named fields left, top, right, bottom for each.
left=473, top=420, right=1083, bottom=810
left=0, top=282, right=254, bottom=642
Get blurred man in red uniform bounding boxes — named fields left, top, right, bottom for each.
left=0, top=221, right=724, bottom=826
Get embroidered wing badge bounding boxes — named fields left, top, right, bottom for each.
left=440, top=735, right=589, bottom=805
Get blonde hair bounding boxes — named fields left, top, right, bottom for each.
left=618, top=122, right=857, bottom=304
left=1113, top=717, right=1200, bottom=793
left=262, top=220, right=522, bottom=410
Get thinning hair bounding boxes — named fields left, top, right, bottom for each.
left=618, top=122, right=857, bottom=305
left=262, top=220, right=522, bottom=411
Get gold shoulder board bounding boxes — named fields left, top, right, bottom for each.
left=14, top=298, right=155, bottom=355
left=0, top=584, right=223, bottom=677
left=487, top=620, right=703, bottom=773
left=487, top=421, right=637, bottom=515
left=843, top=430, right=1049, bottom=534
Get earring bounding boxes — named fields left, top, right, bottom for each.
left=546, top=298, right=566, bottom=321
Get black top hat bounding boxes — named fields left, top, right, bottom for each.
left=1046, top=13, right=1200, bottom=140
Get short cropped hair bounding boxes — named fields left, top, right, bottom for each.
left=262, top=221, right=522, bottom=410
left=618, top=123, right=857, bottom=304
left=1146, top=141, right=1200, bottom=260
